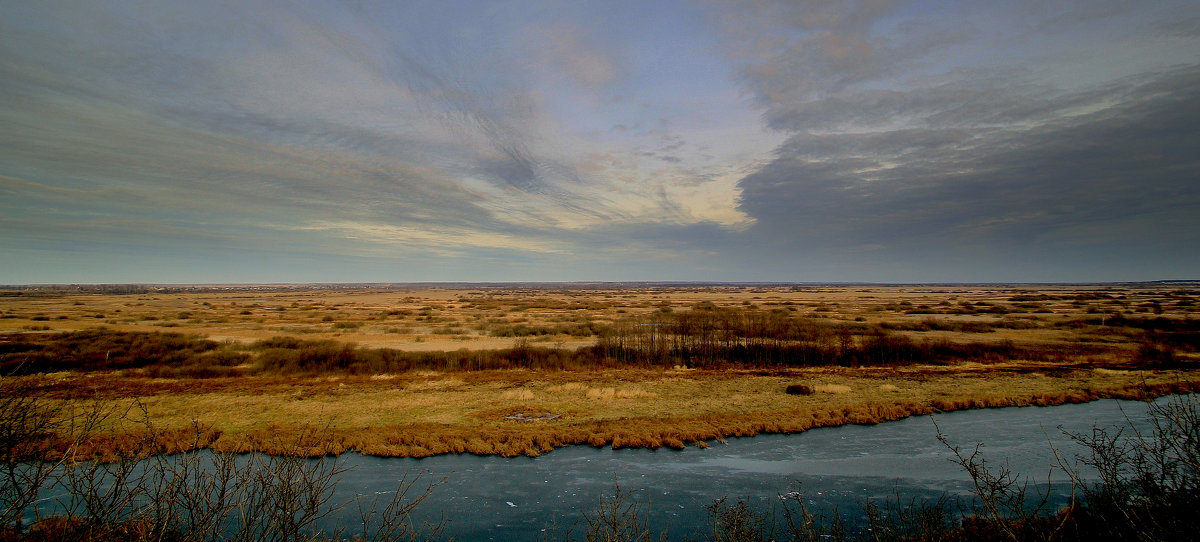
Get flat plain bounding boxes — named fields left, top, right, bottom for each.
left=2, top=283, right=1197, bottom=458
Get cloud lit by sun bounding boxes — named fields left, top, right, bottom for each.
left=1, top=0, right=1198, bottom=283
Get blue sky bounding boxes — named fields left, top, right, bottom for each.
left=2, top=0, right=1198, bottom=283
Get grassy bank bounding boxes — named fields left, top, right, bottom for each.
left=6, top=391, right=1199, bottom=541
left=12, top=364, right=1199, bottom=459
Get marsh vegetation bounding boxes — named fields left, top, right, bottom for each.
left=0, top=284, right=1197, bottom=459
left=1, top=281, right=1198, bottom=539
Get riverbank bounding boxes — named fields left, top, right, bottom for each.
left=16, top=395, right=1199, bottom=541
left=21, top=363, right=1200, bottom=460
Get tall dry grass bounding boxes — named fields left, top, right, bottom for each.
left=27, top=379, right=1190, bottom=460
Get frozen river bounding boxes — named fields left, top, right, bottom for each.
left=322, top=396, right=1170, bottom=540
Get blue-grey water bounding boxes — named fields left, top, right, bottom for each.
left=28, top=397, right=1175, bottom=540
left=327, top=397, right=1165, bottom=540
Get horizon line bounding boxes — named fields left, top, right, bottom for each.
left=3, top=279, right=1197, bottom=289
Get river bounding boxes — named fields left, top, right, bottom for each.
left=319, top=396, right=1170, bottom=540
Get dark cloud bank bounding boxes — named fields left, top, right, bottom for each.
left=734, top=67, right=1200, bottom=280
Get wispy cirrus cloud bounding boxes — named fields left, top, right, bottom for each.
left=1, top=0, right=1197, bottom=282
left=0, top=1, right=769, bottom=278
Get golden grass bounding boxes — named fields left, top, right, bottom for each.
left=4, top=283, right=1198, bottom=460
left=3, top=283, right=1195, bottom=358
left=404, top=377, right=465, bottom=391
left=582, top=386, right=653, bottom=399
left=585, top=387, right=615, bottom=400
left=22, top=364, right=1200, bottom=460
left=500, top=389, right=535, bottom=401
left=615, top=388, right=653, bottom=399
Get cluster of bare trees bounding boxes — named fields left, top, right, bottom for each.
left=595, top=308, right=939, bottom=367
left=0, top=380, right=443, bottom=541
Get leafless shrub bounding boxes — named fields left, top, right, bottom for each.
left=935, top=420, right=1071, bottom=542
left=0, top=377, right=106, bottom=532
left=350, top=472, right=444, bottom=542
left=776, top=490, right=845, bottom=542
left=860, top=493, right=953, bottom=542
left=572, top=483, right=663, bottom=542
left=784, top=384, right=813, bottom=396
left=1063, top=394, right=1200, bottom=540
left=705, top=497, right=773, bottom=542
left=1, top=392, right=443, bottom=541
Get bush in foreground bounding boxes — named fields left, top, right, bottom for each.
left=0, top=385, right=443, bottom=542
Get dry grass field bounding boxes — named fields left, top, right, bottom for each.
left=2, top=283, right=1198, bottom=458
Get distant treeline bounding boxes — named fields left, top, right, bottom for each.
left=595, top=308, right=1040, bottom=367
left=2, top=310, right=1196, bottom=376
left=595, top=309, right=1198, bottom=367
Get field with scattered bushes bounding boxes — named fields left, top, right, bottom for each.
left=1, top=283, right=1198, bottom=459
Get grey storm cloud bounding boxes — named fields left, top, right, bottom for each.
left=738, top=67, right=1200, bottom=255
left=697, top=0, right=1200, bottom=279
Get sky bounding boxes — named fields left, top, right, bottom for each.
left=2, top=0, right=1198, bottom=284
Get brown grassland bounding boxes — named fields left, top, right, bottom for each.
left=1, top=282, right=1197, bottom=459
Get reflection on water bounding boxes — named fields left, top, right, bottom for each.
left=326, top=397, right=1166, bottom=540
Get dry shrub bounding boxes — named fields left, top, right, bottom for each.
left=575, top=483, right=661, bottom=542
left=586, top=387, right=616, bottom=400
left=500, top=389, right=535, bottom=401
left=785, top=384, right=813, bottom=395
left=814, top=384, right=852, bottom=394
left=464, top=437, right=494, bottom=455
left=1, top=398, right=443, bottom=542
left=616, top=388, right=653, bottom=399
left=547, top=382, right=587, bottom=393
left=878, top=384, right=900, bottom=392
left=405, top=378, right=464, bottom=391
